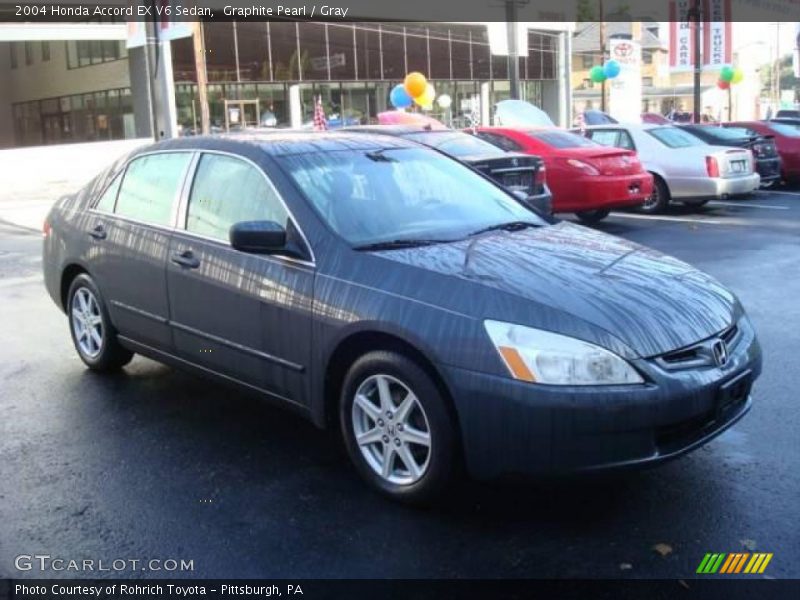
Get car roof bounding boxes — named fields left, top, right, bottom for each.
left=341, top=125, right=458, bottom=136
left=583, top=123, right=660, bottom=131
left=130, top=130, right=418, bottom=157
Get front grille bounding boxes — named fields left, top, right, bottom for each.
left=656, top=323, right=739, bottom=370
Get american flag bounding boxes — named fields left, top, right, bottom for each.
left=313, top=96, right=328, bottom=131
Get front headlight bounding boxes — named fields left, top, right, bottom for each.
left=484, top=320, right=644, bottom=386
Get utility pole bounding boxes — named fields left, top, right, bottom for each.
left=193, top=21, right=210, bottom=135
left=506, top=0, right=520, bottom=100
left=599, top=0, right=606, bottom=112
left=690, top=0, right=702, bottom=123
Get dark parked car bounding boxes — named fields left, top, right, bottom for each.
left=680, top=124, right=782, bottom=187
left=44, top=133, right=762, bottom=503
left=723, top=121, right=800, bottom=183
left=343, top=125, right=552, bottom=215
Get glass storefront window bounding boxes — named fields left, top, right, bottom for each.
left=299, top=23, right=329, bottom=81
left=236, top=22, right=271, bottom=81
left=270, top=22, right=301, bottom=81
left=326, top=23, right=356, bottom=80
left=380, top=26, right=405, bottom=81
left=354, top=24, right=382, bottom=80
left=204, top=21, right=236, bottom=82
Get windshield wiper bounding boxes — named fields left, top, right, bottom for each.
left=467, top=221, right=542, bottom=238
left=353, top=238, right=452, bottom=251
left=365, top=150, right=397, bottom=163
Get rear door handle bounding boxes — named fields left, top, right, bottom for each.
left=171, top=250, right=200, bottom=269
left=88, top=224, right=107, bottom=240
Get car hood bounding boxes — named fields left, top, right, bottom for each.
left=377, top=222, right=737, bottom=358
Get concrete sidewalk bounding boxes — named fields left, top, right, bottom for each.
left=0, top=139, right=149, bottom=231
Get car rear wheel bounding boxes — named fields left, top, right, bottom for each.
left=638, top=175, right=669, bottom=214
left=67, top=274, right=133, bottom=371
left=339, top=350, right=458, bottom=504
left=575, top=209, right=611, bottom=224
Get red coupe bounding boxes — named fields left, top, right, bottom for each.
left=723, top=121, right=800, bottom=182
left=470, top=127, right=654, bottom=223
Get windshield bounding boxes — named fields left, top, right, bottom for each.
left=647, top=127, right=706, bottom=148
left=406, top=132, right=505, bottom=157
left=278, top=147, right=544, bottom=246
left=527, top=130, right=598, bottom=148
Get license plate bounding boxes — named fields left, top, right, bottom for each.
left=716, top=370, right=751, bottom=418
left=730, top=160, right=746, bottom=173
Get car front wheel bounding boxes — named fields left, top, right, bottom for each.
left=67, top=273, right=133, bottom=371
left=339, top=350, right=458, bottom=504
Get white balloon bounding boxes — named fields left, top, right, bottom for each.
left=437, top=94, right=452, bottom=109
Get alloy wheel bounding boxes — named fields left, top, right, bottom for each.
left=71, top=287, right=104, bottom=358
left=642, top=184, right=660, bottom=210
left=351, top=374, right=432, bottom=485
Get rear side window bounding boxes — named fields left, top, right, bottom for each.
left=94, top=172, right=122, bottom=212
left=186, top=153, right=288, bottom=241
left=587, top=130, right=620, bottom=147
left=115, top=153, right=192, bottom=226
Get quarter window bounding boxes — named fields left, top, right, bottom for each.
left=95, top=172, right=123, bottom=213
left=115, top=153, right=191, bottom=226
left=186, top=153, right=288, bottom=241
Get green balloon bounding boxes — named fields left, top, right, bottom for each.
left=589, top=65, right=607, bottom=83
left=720, top=65, right=735, bottom=82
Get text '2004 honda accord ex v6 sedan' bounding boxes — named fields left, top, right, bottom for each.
left=43, top=132, right=762, bottom=503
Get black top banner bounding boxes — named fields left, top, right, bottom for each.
left=0, top=0, right=799, bottom=22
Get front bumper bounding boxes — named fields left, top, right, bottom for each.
left=442, top=319, right=762, bottom=480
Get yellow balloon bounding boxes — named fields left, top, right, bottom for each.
left=731, top=68, right=744, bottom=84
left=413, top=83, right=436, bottom=109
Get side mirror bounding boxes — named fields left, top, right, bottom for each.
left=512, top=190, right=529, bottom=203
left=229, top=220, right=286, bottom=254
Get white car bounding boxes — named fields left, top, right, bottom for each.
left=581, top=123, right=760, bottom=213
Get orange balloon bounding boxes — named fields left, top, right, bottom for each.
left=404, top=72, right=428, bottom=99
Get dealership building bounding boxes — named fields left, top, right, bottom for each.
left=0, top=20, right=573, bottom=148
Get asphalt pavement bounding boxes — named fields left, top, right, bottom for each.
left=1, top=190, right=798, bottom=579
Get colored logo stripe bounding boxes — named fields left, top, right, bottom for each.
left=697, top=552, right=773, bottom=574
left=744, top=553, right=774, bottom=574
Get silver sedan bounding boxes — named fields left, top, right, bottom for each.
left=582, top=123, right=760, bottom=213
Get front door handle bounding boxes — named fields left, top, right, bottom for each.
left=171, top=250, right=200, bottom=269
left=88, top=224, right=107, bottom=240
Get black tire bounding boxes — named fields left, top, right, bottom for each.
left=638, top=175, right=669, bottom=214
left=67, top=273, right=134, bottom=371
left=575, top=208, right=611, bottom=224
left=339, top=350, right=458, bottom=504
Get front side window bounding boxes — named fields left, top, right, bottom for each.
left=647, top=126, right=705, bottom=148
left=186, top=153, right=288, bottom=241
left=279, top=147, right=543, bottom=246
left=115, top=153, right=192, bottom=226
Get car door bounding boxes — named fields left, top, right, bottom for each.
left=86, top=151, right=193, bottom=348
left=166, top=151, right=314, bottom=406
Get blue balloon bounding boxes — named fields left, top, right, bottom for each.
left=390, top=84, right=413, bottom=109
left=603, top=60, right=621, bottom=79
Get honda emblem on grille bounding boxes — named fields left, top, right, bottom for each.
left=712, top=339, right=729, bottom=367
left=511, top=158, right=518, bottom=166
